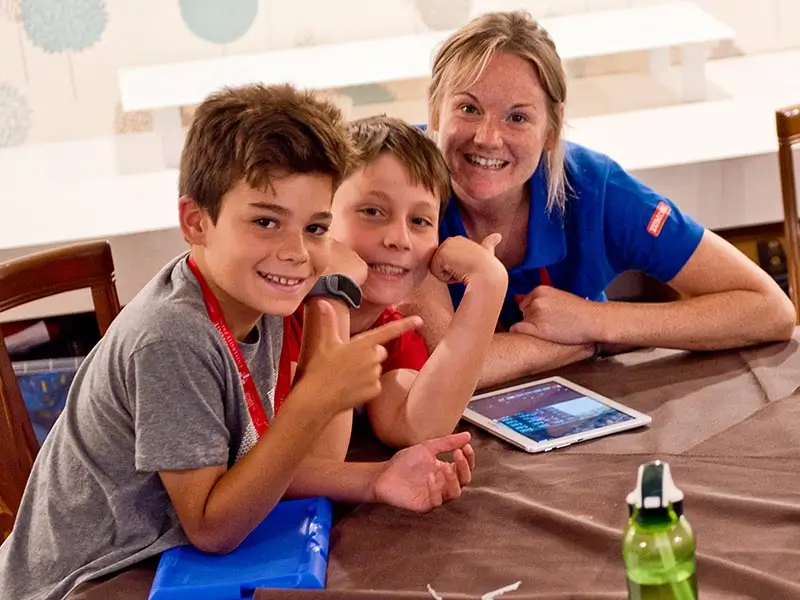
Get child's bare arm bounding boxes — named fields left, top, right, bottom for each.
left=159, top=307, right=419, bottom=555
left=283, top=432, right=476, bottom=512
left=293, top=241, right=368, bottom=460
left=368, top=235, right=508, bottom=447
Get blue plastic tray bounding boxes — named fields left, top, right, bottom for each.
left=149, top=497, right=332, bottom=600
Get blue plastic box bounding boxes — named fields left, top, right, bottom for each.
left=149, top=496, right=332, bottom=600
left=13, top=357, right=84, bottom=445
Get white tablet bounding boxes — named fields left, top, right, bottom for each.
left=462, top=376, right=651, bottom=453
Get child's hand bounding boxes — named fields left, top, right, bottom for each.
left=430, top=234, right=506, bottom=286
left=325, top=239, right=369, bottom=286
left=292, top=300, right=422, bottom=414
left=371, top=431, right=475, bottom=512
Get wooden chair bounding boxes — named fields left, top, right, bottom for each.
left=777, top=104, right=800, bottom=322
left=0, top=241, right=121, bottom=540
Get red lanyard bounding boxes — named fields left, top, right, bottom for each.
left=186, top=256, right=275, bottom=437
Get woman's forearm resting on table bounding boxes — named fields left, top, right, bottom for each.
left=593, top=232, right=796, bottom=350
left=593, top=290, right=795, bottom=351
left=478, top=333, right=596, bottom=389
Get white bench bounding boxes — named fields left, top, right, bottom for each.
left=565, top=92, right=800, bottom=231
left=565, top=94, right=796, bottom=172
left=118, top=2, right=734, bottom=169
left=3, top=89, right=797, bottom=322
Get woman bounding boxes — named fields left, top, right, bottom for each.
left=405, top=11, right=796, bottom=388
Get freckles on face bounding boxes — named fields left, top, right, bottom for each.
left=435, top=51, right=553, bottom=205
left=206, top=175, right=335, bottom=317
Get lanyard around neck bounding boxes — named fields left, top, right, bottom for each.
left=186, top=255, right=279, bottom=437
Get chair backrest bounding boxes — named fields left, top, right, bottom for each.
left=0, top=241, right=121, bottom=539
left=776, top=104, right=800, bottom=322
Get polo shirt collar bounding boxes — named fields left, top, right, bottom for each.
left=441, top=159, right=566, bottom=273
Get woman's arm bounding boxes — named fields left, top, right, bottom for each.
left=601, top=230, right=795, bottom=348
left=401, top=270, right=595, bottom=390
left=514, top=230, right=796, bottom=350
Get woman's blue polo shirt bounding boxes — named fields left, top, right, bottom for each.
left=439, top=141, right=705, bottom=330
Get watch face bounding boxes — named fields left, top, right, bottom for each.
left=308, top=274, right=361, bottom=308
left=328, top=275, right=342, bottom=292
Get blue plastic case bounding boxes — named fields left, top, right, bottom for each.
left=148, top=497, right=332, bottom=600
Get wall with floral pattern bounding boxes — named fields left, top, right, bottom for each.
left=0, top=0, right=797, bottom=148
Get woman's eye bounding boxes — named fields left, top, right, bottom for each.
left=253, top=218, right=277, bottom=229
left=460, top=104, right=478, bottom=114
left=306, top=224, right=328, bottom=236
left=509, top=113, right=528, bottom=124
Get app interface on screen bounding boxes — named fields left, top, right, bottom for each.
left=470, top=382, right=633, bottom=442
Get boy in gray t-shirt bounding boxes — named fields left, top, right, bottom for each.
left=0, top=84, right=475, bottom=600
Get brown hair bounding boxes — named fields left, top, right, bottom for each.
left=346, top=115, right=451, bottom=213
left=179, top=83, right=355, bottom=223
left=428, top=11, right=568, bottom=212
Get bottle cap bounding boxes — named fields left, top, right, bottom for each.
left=626, top=460, right=684, bottom=521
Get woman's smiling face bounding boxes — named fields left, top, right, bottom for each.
left=434, top=51, right=554, bottom=207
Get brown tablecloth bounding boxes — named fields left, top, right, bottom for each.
left=72, top=336, right=800, bottom=600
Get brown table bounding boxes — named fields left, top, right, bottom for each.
left=73, top=335, right=800, bottom=600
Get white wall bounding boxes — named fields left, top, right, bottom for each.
left=0, top=0, right=796, bottom=148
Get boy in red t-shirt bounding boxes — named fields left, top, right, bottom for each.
left=280, top=116, right=508, bottom=455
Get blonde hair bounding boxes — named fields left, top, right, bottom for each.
left=428, top=11, right=568, bottom=212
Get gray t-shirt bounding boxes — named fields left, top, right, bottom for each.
left=0, top=253, right=284, bottom=600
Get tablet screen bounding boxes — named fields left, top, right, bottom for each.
left=468, top=380, right=634, bottom=443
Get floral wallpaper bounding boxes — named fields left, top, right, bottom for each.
left=0, top=0, right=795, bottom=149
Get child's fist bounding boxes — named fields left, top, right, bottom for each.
left=430, top=234, right=505, bottom=285
left=325, top=239, right=369, bottom=286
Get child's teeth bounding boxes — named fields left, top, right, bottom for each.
left=372, top=264, right=405, bottom=275
left=265, top=274, right=300, bottom=286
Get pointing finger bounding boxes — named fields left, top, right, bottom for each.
left=353, top=315, right=422, bottom=348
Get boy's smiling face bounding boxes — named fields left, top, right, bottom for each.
left=331, top=153, right=440, bottom=307
left=181, top=174, right=333, bottom=336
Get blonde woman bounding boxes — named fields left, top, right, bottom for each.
left=406, top=11, right=795, bottom=388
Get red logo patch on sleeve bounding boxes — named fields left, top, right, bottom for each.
left=646, top=201, right=671, bottom=237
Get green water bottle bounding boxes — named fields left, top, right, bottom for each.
left=622, top=460, right=697, bottom=600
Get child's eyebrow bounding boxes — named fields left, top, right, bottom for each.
left=364, top=189, right=393, bottom=203
left=248, top=203, right=331, bottom=221
left=248, top=202, right=291, bottom=214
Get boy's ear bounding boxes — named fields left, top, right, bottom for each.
left=178, top=195, right=211, bottom=245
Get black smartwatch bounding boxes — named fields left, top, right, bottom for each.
left=305, top=274, right=362, bottom=309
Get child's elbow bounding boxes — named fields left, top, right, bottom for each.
left=187, top=526, right=244, bottom=556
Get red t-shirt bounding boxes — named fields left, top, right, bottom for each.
left=274, top=306, right=429, bottom=407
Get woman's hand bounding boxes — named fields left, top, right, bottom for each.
left=511, top=286, right=603, bottom=345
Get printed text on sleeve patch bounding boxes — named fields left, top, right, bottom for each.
left=647, top=201, right=671, bottom=237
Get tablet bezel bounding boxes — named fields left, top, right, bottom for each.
left=462, top=376, right=652, bottom=453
